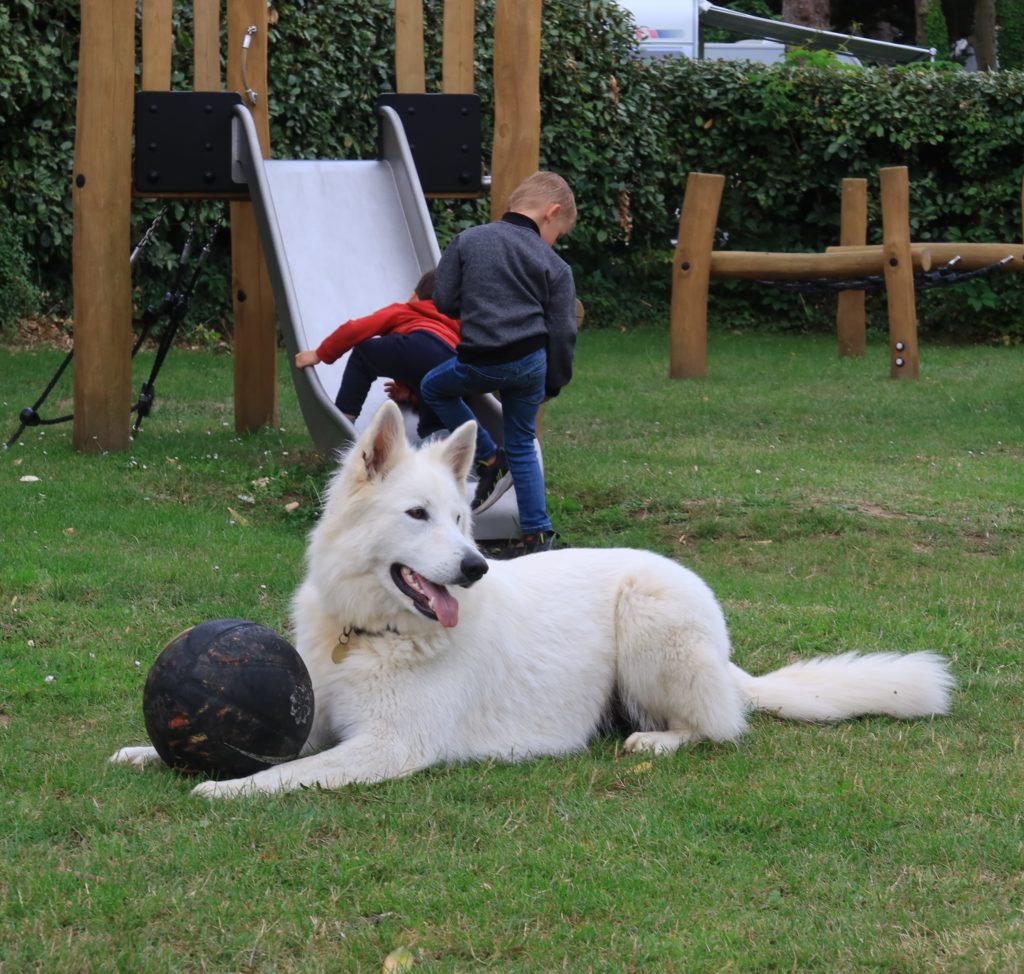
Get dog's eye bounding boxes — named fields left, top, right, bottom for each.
left=406, top=507, right=429, bottom=521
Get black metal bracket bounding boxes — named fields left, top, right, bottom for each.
left=134, top=91, right=248, bottom=198
left=376, top=93, right=483, bottom=195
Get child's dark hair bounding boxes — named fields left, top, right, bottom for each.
left=414, top=269, right=436, bottom=300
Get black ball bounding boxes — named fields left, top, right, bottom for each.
left=142, top=618, right=314, bottom=779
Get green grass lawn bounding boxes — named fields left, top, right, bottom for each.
left=1, top=328, right=1021, bottom=973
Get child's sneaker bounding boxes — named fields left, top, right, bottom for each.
left=471, top=449, right=511, bottom=512
left=516, top=530, right=558, bottom=556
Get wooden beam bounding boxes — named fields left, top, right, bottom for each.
left=670, top=173, right=724, bottom=379
left=710, top=247, right=930, bottom=280
left=490, top=0, right=541, bottom=219
left=141, top=0, right=173, bottom=91
left=194, top=0, right=221, bottom=91
left=72, top=0, right=135, bottom=452
left=836, top=177, right=867, bottom=358
left=828, top=242, right=1024, bottom=271
left=443, top=0, right=475, bottom=94
left=880, top=166, right=918, bottom=380
left=395, top=0, right=426, bottom=93
left=227, top=0, right=278, bottom=433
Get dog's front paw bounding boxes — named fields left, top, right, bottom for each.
left=623, top=730, right=694, bottom=756
left=192, top=777, right=246, bottom=800
left=109, top=745, right=162, bottom=767
left=192, top=775, right=279, bottom=799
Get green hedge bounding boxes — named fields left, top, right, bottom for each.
left=2, top=0, right=1023, bottom=340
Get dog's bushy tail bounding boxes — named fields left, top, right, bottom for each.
left=732, top=651, right=954, bottom=722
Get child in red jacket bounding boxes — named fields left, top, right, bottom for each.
left=295, top=270, right=459, bottom=439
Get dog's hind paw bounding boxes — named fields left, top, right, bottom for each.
left=109, top=745, right=162, bottom=767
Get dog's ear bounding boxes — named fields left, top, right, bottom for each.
left=352, top=400, right=408, bottom=483
left=439, top=418, right=477, bottom=486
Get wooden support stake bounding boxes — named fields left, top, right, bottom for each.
left=194, top=0, right=221, bottom=90
left=490, top=0, right=541, bottom=219
left=395, top=0, right=426, bottom=93
left=670, top=173, right=724, bottom=379
left=228, top=0, right=278, bottom=433
left=141, top=0, right=173, bottom=91
left=72, top=0, right=135, bottom=452
left=443, top=0, right=475, bottom=94
left=880, top=166, right=918, bottom=380
left=837, top=177, right=867, bottom=358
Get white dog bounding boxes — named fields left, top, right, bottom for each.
left=112, top=401, right=954, bottom=798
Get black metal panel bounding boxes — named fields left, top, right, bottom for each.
left=134, top=91, right=246, bottom=196
left=375, top=93, right=482, bottom=195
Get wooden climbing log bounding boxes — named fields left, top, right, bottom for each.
left=827, top=242, right=1024, bottom=271
left=72, top=0, right=135, bottom=452
left=227, top=0, right=277, bottom=433
left=141, top=0, right=172, bottom=91
left=880, top=166, right=918, bottom=380
left=194, top=0, right=221, bottom=90
left=490, top=0, right=541, bottom=218
left=442, top=0, right=475, bottom=94
left=394, top=0, right=426, bottom=93
left=836, top=177, right=867, bottom=358
left=710, top=247, right=931, bottom=281
left=670, top=172, right=724, bottom=379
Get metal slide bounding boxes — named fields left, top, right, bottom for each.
left=231, top=104, right=524, bottom=540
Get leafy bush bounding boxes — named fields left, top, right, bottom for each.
left=2, top=0, right=1024, bottom=340
left=0, top=199, right=39, bottom=331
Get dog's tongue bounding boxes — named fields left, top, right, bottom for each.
left=420, top=577, right=459, bottom=628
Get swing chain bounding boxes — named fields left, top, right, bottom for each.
left=130, top=204, right=169, bottom=266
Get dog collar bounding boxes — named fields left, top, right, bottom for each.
left=332, top=624, right=401, bottom=663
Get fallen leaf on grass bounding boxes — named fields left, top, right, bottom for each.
left=227, top=507, right=251, bottom=526
left=383, top=946, right=415, bottom=972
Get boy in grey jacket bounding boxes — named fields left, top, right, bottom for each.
left=421, top=171, right=578, bottom=554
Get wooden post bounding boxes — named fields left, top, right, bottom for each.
left=72, top=0, right=135, bottom=452
left=490, top=0, right=541, bottom=219
left=879, top=166, right=918, bottom=380
left=227, top=0, right=278, bottom=432
left=442, top=0, right=475, bottom=94
left=670, top=173, right=724, bottom=379
left=395, top=0, right=426, bottom=93
left=836, top=177, right=867, bottom=358
left=194, top=0, right=221, bottom=90
left=141, top=0, right=173, bottom=91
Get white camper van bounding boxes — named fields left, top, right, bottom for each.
left=620, top=0, right=786, bottom=62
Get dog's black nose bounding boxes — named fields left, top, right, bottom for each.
left=460, top=553, right=488, bottom=585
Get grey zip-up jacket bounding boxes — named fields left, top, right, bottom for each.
left=433, top=213, right=577, bottom=398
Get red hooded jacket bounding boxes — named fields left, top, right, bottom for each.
left=314, top=299, right=460, bottom=365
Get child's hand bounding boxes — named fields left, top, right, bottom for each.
left=385, top=380, right=412, bottom=403
left=295, top=350, right=320, bottom=369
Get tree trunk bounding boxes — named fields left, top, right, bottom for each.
left=781, top=0, right=830, bottom=29
left=972, top=0, right=998, bottom=69
left=914, top=0, right=927, bottom=45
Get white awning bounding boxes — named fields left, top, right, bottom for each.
left=698, top=1, right=935, bottom=64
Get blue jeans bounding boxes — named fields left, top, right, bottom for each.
left=335, top=332, right=452, bottom=439
left=421, top=348, right=550, bottom=535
